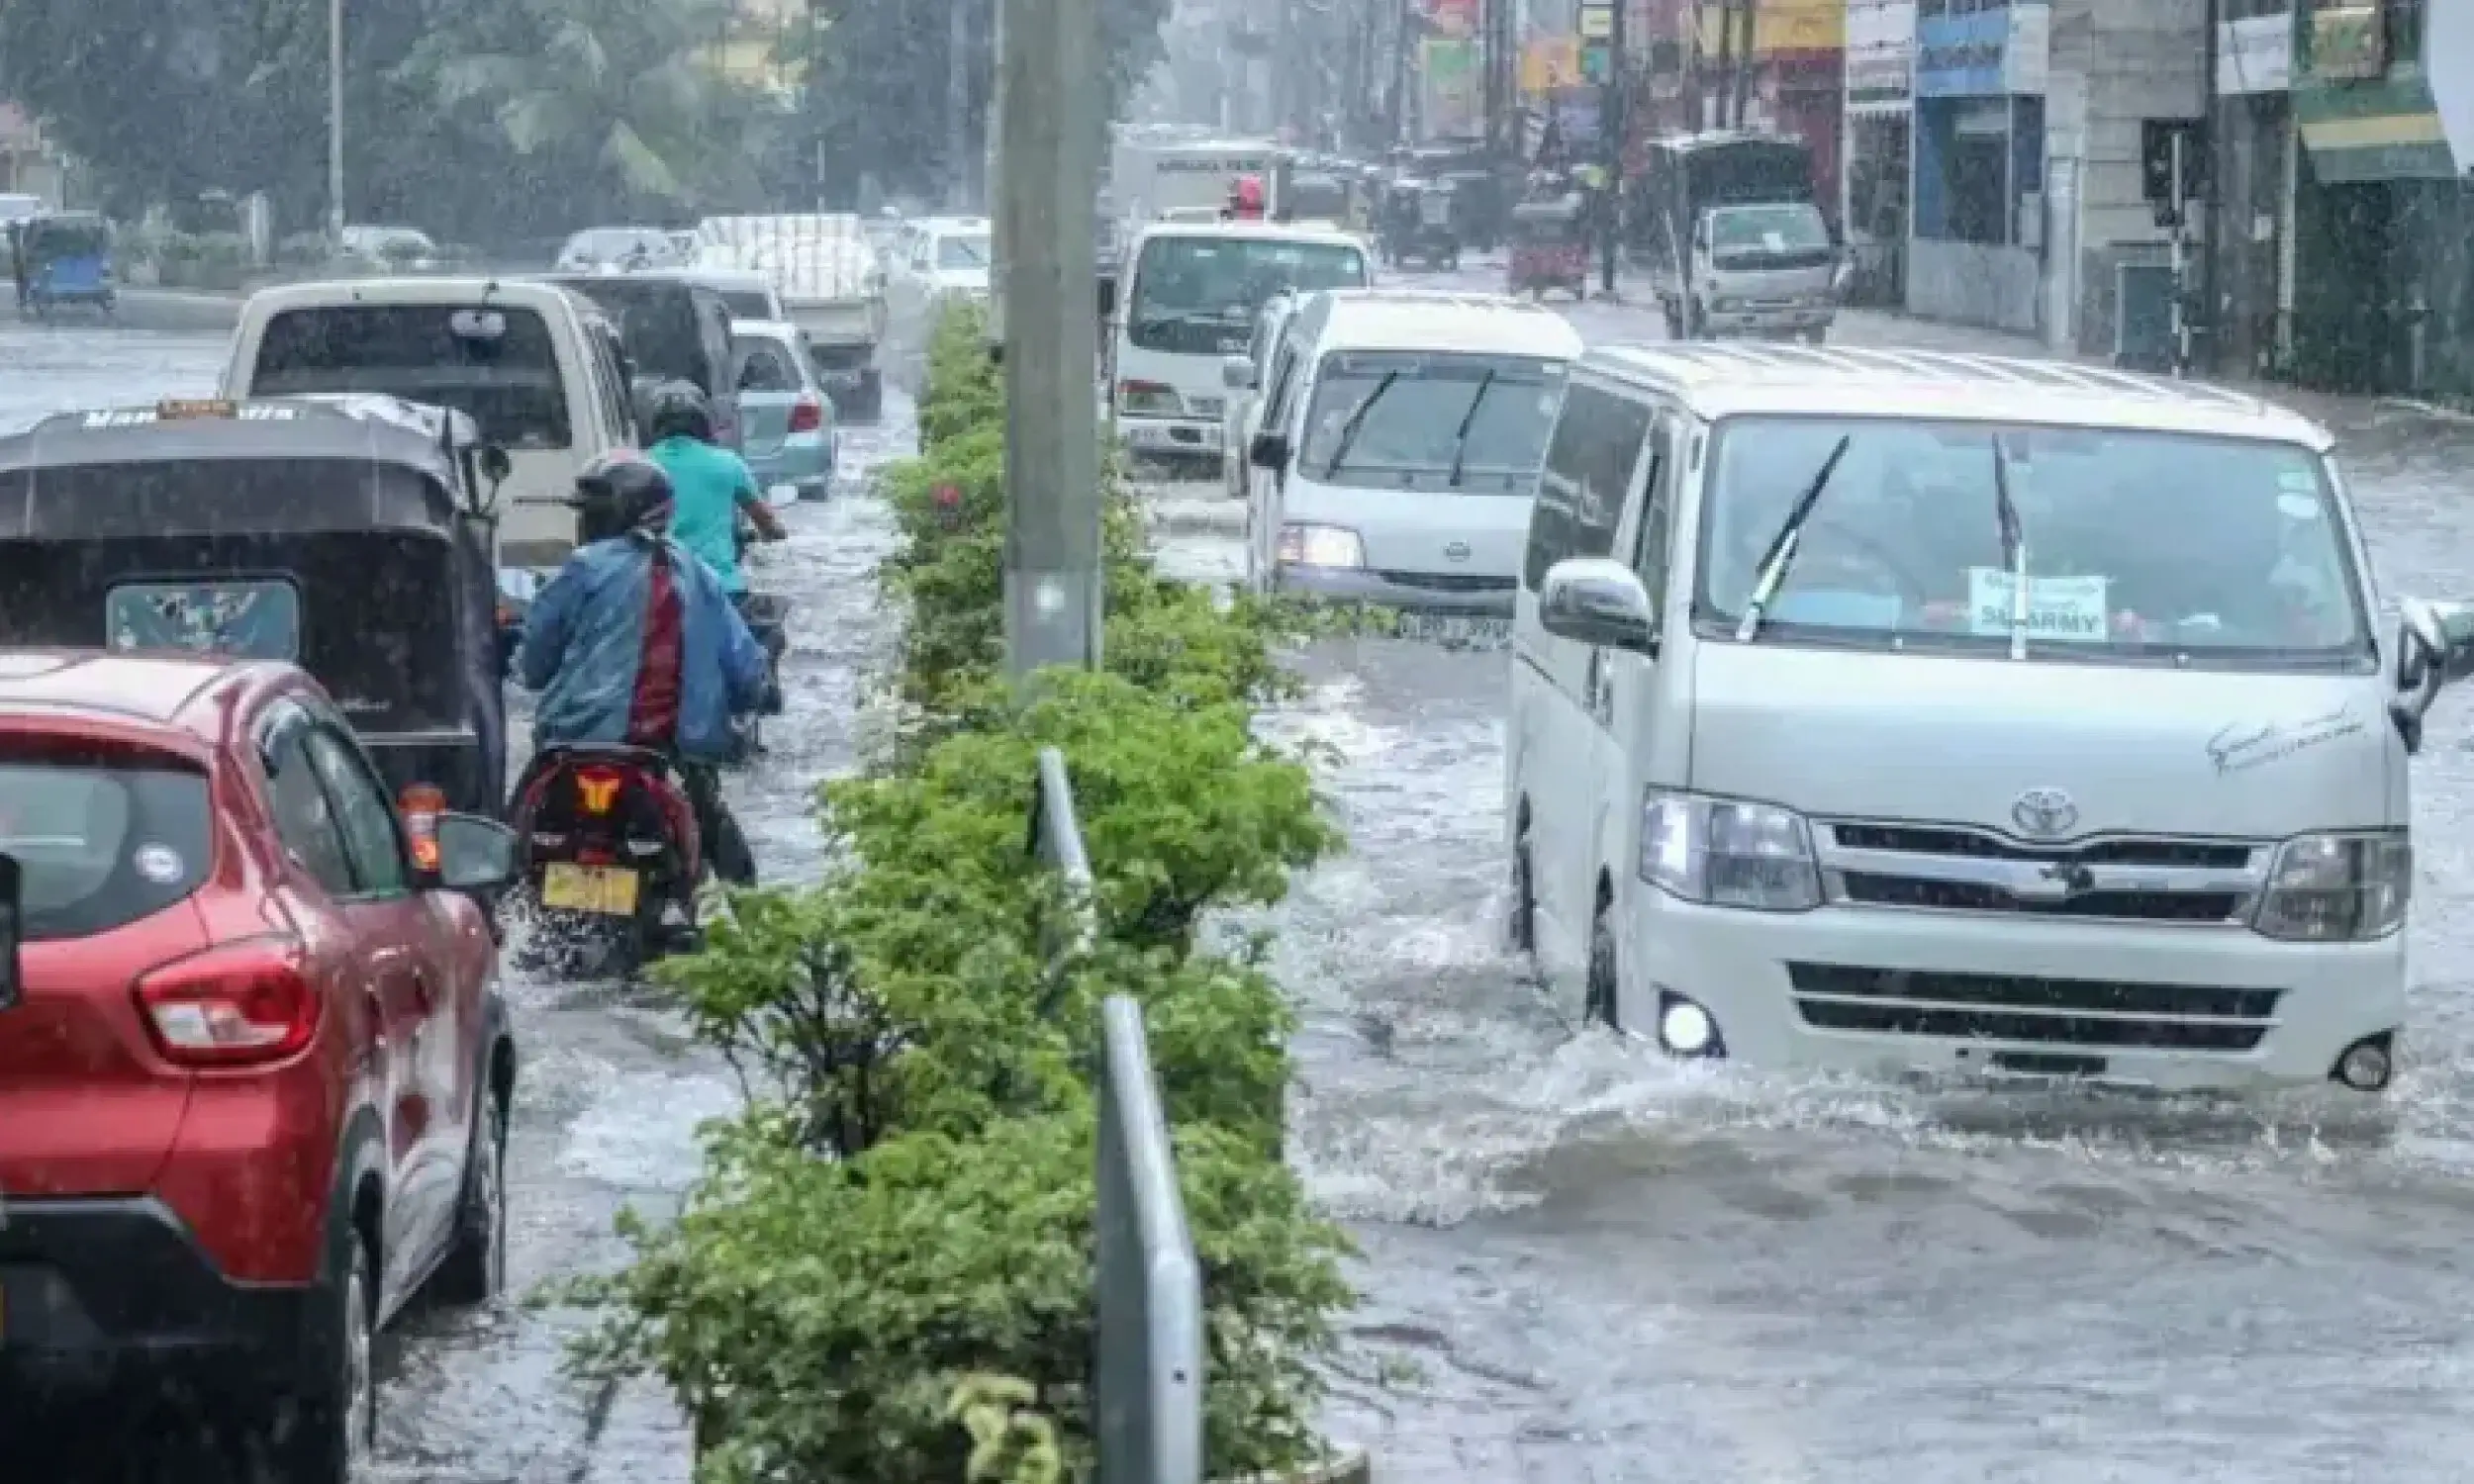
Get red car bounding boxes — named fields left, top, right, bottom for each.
left=0, top=650, right=520, bottom=1479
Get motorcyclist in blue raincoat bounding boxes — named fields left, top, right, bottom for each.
left=516, top=451, right=770, bottom=883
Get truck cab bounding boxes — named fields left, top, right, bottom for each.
left=1643, top=132, right=1845, bottom=344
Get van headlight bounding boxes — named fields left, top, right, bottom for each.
left=2252, top=831, right=2411, bottom=941
left=1639, top=790, right=1820, bottom=911
left=1277, top=523, right=1365, bottom=569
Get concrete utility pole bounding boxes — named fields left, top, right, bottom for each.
left=948, top=0, right=974, bottom=210
left=327, top=0, right=345, bottom=238
left=994, top=0, right=1104, bottom=676
left=1601, top=0, right=1626, bottom=292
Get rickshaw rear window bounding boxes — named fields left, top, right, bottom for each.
left=0, top=744, right=212, bottom=942
left=251, top=305, right=572, bottom=450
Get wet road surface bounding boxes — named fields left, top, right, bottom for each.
left=1150, top=271, right=2474, bottom=1483
left=0, top=315, right=902, bottom=1482
left=20, top=286, right=2474, bottom=1482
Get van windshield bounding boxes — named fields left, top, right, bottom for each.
left=1299, top=351, right=1568, bottom=492
left=250, top=305, right=573, bottom=449
left=1694, top=417, right=2375, bottom=669
left=1128, top=236, right=1369, bottom=354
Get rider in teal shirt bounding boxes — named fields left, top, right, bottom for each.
left=641, top=383, right=786, bottom=595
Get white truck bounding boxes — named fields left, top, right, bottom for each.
left=1110, top=136, right=1279, bottom=235
left=694, top=214, right=890, bottom=420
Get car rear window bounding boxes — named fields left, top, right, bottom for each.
left=720, top=290, right=774, bottom=321
left=250, top=305, right=573, bottom=450
left=0, top=743, right=213, bottom=941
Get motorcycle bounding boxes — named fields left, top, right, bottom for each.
left=507, top=744, right=707, bottom=975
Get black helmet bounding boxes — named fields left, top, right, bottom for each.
left=573, top=450, right=675, bottom=542
left=644, top=380, right=714, bottom=444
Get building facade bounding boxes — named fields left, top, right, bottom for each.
left=1843, top=0, right=1914, bottom=305
left=2286, top=0, right=2474, bottom=398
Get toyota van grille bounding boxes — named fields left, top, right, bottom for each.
left=1817, top=821, right=2267, bottom=926
left=1786, top=964, right=2281, bottom=1052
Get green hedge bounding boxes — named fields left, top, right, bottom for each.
left=566, top=303, right=1358, bottom=1483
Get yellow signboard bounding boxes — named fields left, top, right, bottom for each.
left=1522, top=36, right=1583, bottom=93
left=1694, top=0, right=1845, bottom=56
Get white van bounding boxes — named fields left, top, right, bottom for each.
left=1113, top=221, right=1372, bottom=472
left=1504, top=341, right=2474, bottom=1096
left=1239, top=290, right=1579, bottom=614
left=221, top=277, right=636, bottom=566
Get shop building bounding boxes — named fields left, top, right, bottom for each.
left=1907, top=0, right=2049, bottom=332
left=1843, top=0, right=1915, bottom=305
left=1903, top=0, right=2209, bottom=354
left=1685, top=0, right=1847, bottom=223
left=2210, top=1, right=2297, bottom=378
left=2287, top=0, right=2474, bottom=398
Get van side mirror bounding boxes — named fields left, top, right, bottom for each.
left=2392, top=597, right=2474, bottom=750
left=1249, top=430, right=1289, bottom=470
left=1538, top=557, right=1658, bottom=651
left=476, top=444, right=512, bottom=486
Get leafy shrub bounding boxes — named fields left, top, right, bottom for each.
left=569, top=300, right=1359, bottom=1480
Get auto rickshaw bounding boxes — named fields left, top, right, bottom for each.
left=10, top=211, right=116, bottom=319
left=1382, top=179, right=1461, bottom=270
left=0, top=394, right=514, bottom=819
left=1507, top=193, right=1590, bottom=301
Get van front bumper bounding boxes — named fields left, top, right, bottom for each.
left=1275, top=561, right=1516, bottom=616
left=1117, top=417, right=1222, bottom=458
left=1621, top=890, right=2407, bottom=1093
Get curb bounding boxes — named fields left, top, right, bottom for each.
left=1225, top=1446, right=1375, bottom=1484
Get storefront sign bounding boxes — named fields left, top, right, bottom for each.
left=1847, top=0, right=1916, bottom=113
left=1522, top=36, right=1582, bottom=93
left=1420, top=38, right=1480, bottom=138
left=1693, top=0, right=1845, bottom=56
left=2218, top=12, right=2294, bottom=93
left=2308, top=4, right=2384, bottom=79
left=1580, top=3, right=1614, bottom=40
left=1915, top=1, right=2048, bottom=97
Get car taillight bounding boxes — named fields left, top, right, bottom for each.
left=788, top=395, right=824, bottom=433
left=135, top=936, right=320, bottom=1067
left=399, top=784, right=447, bottom=873
left=572, top=765, right=626, bottom=815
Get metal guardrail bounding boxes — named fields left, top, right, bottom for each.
left=1028, top=746, right=1203, bottom=1484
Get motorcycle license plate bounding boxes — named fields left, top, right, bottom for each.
left=539, top=864, right=640, bottom=916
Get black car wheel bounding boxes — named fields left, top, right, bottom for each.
left=259, top=1217, right=377, bottom=1483
left=1585, top=895, right=1622, bottom=1031
left=432, top=1078, right=509, bottom=1305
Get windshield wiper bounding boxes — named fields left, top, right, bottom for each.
left=1734, top=434, right=1853, bottom=642
left=1445, top=370, right=1498, bottom=487
left=1992, top=434, right=2030, bottom=659
left=1320, top=371, right=1398, bottom=476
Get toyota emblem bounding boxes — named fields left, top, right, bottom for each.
left=2010, top=788, right=2080, bottom=840
left=1444, top=541, right=1472, bottom=562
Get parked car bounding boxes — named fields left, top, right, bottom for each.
left=0, top=650, right=521, bottom=1479
left=885, top=215, right=992, bottom=329
left=554, top=225, right=686, bottom=273
left=338, top=225, right=442, bottom=272
left=731, top=319, right=839, bottom=500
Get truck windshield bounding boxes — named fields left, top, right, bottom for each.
left=1127, top=236, right=1369, bottom=355
left=1708, top=204, right=1833, bottom=269
left=1693, top=417, right=2376, bottom=670
left=1299, top=352, right=1567, bottom=491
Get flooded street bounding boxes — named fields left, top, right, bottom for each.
left=18, top=287, right=2474, bottom=1482
left=0, top=315, right=903, bottom=1482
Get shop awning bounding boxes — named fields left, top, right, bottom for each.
left=2299, top=110, right=2454, bottom=183
left=2295, top=70, right=2456, bottom=183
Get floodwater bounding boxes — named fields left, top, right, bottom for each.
left=18, top=285, right=2474, bottom=1481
